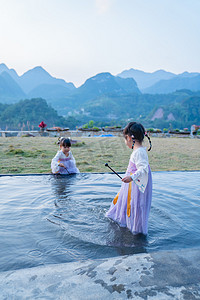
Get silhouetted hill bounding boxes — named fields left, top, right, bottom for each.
left=0, top=98, right=69, bottom=130
left=0, top=63, right=199, bottom=130
left=19, top=66, right=75, bottom=93
left=143, top=75, right=200, bottom=94
left=118, top=68, right=200, bottom=93
left=0, top=64, right=75, bottom=102
left=178, top=71, right=200, bottom=78
left=28, top=84, right=73, bottom=99
left=0, top=72, right=26, bottom=102
left=117, top=68, right=176, bottom=89
left=0, top=63, right=19, bottom=82
left=72, top=72, right=140, bottom=103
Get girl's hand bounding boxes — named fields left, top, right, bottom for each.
left=59, top=163, right=65, bottom=168
left=122, top=176, right=133, bottom=183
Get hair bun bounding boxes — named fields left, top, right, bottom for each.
left=57, top=137, right=65, bottom=145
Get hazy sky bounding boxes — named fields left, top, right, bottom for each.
left=0, top=0, right=199, bottom=86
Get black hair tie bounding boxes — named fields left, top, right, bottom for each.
left=131, top=135, right=135, bottom=149
left=145, top=132, right=152, bottom=151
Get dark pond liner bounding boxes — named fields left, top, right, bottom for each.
left=0, top=171, right=199, bottom=272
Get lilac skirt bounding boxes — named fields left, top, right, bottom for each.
left=106, top=162, right=152, bottom=235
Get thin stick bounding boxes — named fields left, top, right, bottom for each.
left=105, top=163, right=122, bottom=179
left=60, top=165, right=69, bottom=174
left=64, top=167, right=69, bottom=174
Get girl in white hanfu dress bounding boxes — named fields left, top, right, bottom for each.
left=51, top=137, right=79, bottom=174
left=106, top=122, right=152, bottom=235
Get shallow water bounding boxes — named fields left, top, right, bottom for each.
left=0, top=171, right=200, bottom=272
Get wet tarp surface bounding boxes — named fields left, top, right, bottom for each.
left=0, top=171, right=200, bottom=272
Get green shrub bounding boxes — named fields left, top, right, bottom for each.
left=6, top=148, right=24, bottom=155
left=147, top=128, right=154, bottom=132
left=82, top=123, right=88, bottom=129
left=155, top=128, right=162, bottom=133
left=72, top=141, right=85, bottom=147
left=93, top=126, right=101, bottom=131
left=88, top=120, right=94, bottom=128
left=147, top=128, right=162, bottom=133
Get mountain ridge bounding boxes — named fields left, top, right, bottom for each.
left=20, top=66, right=75, bottom=93
left=74, top=72, right=140, bottom=102
left=117, top=68, right=176, bottom=89
left=0, top=72, right=26, bottom=101
left=143, top=74, right=200, bottom=94
left=0, top=63, right=200, bottom=127
left=0, top=64, right=75, bottom=96
left=117, top=68, right=200, bottom=92
left=1, top=63, right=200, bottom=101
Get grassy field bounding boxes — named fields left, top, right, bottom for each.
left=0, top=136, right=200, bottom=174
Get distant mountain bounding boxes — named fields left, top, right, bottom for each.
left=0, top=63, right=200, bottom=130
left=20, top=66, right=75, bottom=94
left=28, top=83, right=73, bottom=99
left=0, top=72, right=26, bottom=102
left=0, top=63, right=10, bottom=73
left=0, top=63, right=19, bottom=82
left=117, top=68, right=200, bottom=93
left=0, top=63, right=76, bottom=103
left=178, top=71, right=200, bottom=78
left=143, top=75, right=200, bottom=94
left=73, top=72, right=140, bottom=103
left=0, top=64, right=141, bottom=116
left=117, top=68, right=176, bottom=90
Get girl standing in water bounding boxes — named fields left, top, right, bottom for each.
left=106, top=122, right=152, bottom=235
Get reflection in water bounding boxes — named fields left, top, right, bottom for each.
left=48, top=174, right=75, bottom=224
left=51, top=174, right=73, bottom=197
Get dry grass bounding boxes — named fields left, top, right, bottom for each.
left=0, top=136, right=200, bottom=174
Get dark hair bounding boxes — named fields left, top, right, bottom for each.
left=123, top=122, right=152, bottom=151
left=57, top=137, right=71, bottom=147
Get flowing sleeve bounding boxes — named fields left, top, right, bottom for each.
left=69, top=151, right=76, bottom=163
left=69, top=151, right=80, bottom=173
left=51, top=151, right=62, bottom=174
left=130, top=148, right=149, bottom=193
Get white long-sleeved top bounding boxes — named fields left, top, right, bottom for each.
left=130, top=147, right=149, bottom=193
left=51, top=150, right=79, bottom=174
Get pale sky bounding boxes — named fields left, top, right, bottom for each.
left=0, top=0, right=200, bottom=87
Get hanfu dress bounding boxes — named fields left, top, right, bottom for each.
left=106, top=147, right=152, bottom=235
left=51, top=150, right=79, bottom=174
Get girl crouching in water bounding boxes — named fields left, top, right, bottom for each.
left=106, top=122, right=152, bottom=235
left=51, top=137, right=79, bottom=174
